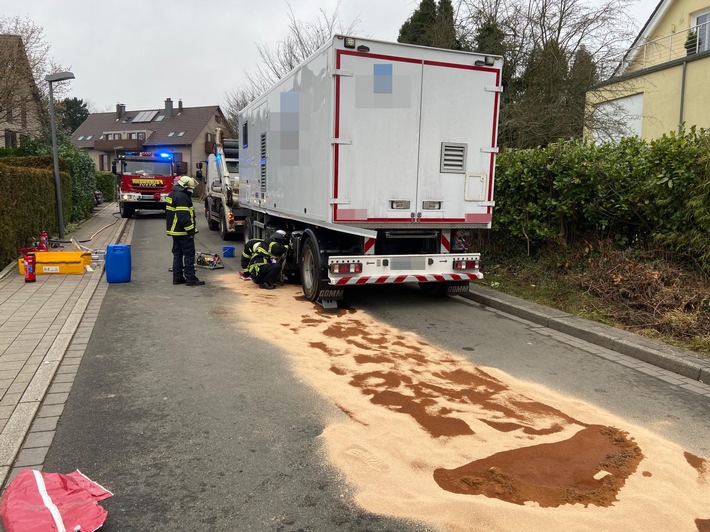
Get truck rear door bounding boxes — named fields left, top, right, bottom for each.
left=334, top=51, right=423, bottom=223
left=334, top=48, right=499, bottom=226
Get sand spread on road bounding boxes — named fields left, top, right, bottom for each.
left=215, top=275, right=709, bottom=531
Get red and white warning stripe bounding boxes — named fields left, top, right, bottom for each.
left=332, top=272, right=480, bottom=286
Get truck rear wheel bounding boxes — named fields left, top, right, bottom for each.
left=219, top=209, right=232, bottom=241
left=205, top=201, right=218, bottom=230
left=301, top=238, right=326, bottom=301
left=243, top=217, right=253, bottom=243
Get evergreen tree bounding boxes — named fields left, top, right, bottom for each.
left=398, top=0, right=438, bottom=46
left=56, top=97, right=90, bottom=134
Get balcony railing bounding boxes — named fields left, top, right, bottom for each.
left=612, top=21, right=709, bottom=76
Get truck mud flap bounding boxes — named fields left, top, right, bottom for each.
left=446, top=281, right=470, bottom=295
left=317, top=287, right=345, bottom=310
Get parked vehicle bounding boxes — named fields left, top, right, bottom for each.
left=238, top=35, right=503, bottom=308
left=112, top=152, right=180, bottom=218
left=201, top=128, right=250, bottom=240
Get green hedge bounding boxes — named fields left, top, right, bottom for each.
left=0, top=161, right=72, bottom=266
left=96, top=171, right=117, bottom=203
left=492, top=128, right=710, bottom=273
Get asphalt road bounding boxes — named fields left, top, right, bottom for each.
left=43, top=210, right=429, bottom=531
left=42, top=205, right=710, bottom=530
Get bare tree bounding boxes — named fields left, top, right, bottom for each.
left=223, top=3, right=358, bottom=135
left=455, top=0, right=638, bottom=145
left=0, top=16, right=69, bottom=103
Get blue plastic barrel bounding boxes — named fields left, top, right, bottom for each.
left=105, top=244, right=131, bottom=283
left=223, top=246, right=235, bottom=258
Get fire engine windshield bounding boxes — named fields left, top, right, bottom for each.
left=226, top=161, right=239, bottom=174
left=123, top=160, right=172, bottom=176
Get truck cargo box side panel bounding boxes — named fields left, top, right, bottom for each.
left=334, top=51, right=423, bottom=222
left=240, top=47, right=333, bottom=223
left=417, top=62, right=500, bottom=223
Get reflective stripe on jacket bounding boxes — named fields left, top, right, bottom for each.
left=166, top=185, right=197, bottom=237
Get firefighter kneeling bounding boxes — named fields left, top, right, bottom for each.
left=247, top=230, right=289, bottom=290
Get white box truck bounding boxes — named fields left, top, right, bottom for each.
left=238, top=35, right=502, bottom=308
left=202, top=128, right=249, bottom=240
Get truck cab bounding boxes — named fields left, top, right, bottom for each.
left=112, top=152, right=179, bottom=218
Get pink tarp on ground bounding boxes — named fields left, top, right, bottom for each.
left=0, top=469, right=113, bottom=532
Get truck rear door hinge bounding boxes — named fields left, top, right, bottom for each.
left=480, top=147, right=500, bottom=154
left=333, top=69, right=354, bottom=77
left=330, top=198, right=350, bottom=205
left=332, top=138, right=352, bottom=145
left=485, top=85, right=504, bottom=93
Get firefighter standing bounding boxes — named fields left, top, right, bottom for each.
left=239, top=238, right=263, bottom=280
left=166, top=176, right=204, bottom=286
left=248, top=230, right=289, bottom=289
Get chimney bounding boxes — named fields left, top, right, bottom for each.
left=165, top=98, right=173, bottom=119
left=178, top=99, right=183, bottom=113
left=116, top=103, right=126, bottom=119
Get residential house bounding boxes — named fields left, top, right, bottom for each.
left=587, top=0, right=710, bottom=141
left=71, top=99, right=228, bottom=176
left=0, top=34, right=43, bottom=148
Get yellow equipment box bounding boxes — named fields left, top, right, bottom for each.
left=18, top=251, right=92, bottom=275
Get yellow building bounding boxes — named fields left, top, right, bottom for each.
left=587, top=0, right=710, bottom=141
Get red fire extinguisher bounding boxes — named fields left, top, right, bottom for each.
left=24, top=253, right=36, bottom=283
left=38, top=231, right=49, bottom=251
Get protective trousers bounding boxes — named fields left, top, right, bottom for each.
left=252, top=262, right=281, bottom=286
left=172, top=236, right=197, bottom=282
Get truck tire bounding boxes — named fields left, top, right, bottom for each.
left=300, top=238, right=327, bottom=302
left=119, top=202, right=134, bottom=219
left=419, top=281, right=448, bottom=297
left=219, top=209, right=232, bottom=241
left=243, top=217, right=253, bottom=243
left=205, top=201, right=218, bottom=230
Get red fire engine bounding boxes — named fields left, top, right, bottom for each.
left=112, top=152, right=180, bottom=218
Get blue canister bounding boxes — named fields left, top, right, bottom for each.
left=222, top=246, right=235, bottom=258
left=105, top=244, right=131, bottom=283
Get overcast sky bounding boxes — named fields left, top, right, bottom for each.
left=4, top=0, right=655, bottom=113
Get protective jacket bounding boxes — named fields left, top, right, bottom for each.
left=248, top=238, right=288, bottom=276
left=242, top=239, right=263, bottom=261
left=166, top=185, right=198, bottom=237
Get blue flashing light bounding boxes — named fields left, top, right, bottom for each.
left=158, top=152, right=172, bottom=159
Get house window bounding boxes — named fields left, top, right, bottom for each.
left=5, top=107, right=13, bottom=122
left=129, top=132, right=137, bottom=139
left=85, top=135, right=93, bottom=140
left=695, top=11, right=710, bottom=53
left=113, top=133, right=120, bottom=140
left=138, top=132, right=145, bottom=140
left=5, top=130, right=17, bottom=148
left=177, top=131, right=185, bottom=137
left=77, top=136, right=85, bottom=141
left=167, top=132, right=175, bottom=137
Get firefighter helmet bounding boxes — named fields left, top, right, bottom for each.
left=177, top=176, right=197, bottom=190
left=272, top=229, right=288, bottom=245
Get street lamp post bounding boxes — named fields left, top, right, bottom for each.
left=45, top=71, right=75, bottom=240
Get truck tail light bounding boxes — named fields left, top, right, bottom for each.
left=454, top=259, right=480, bottom=270
left=228, top=213, right=234, bottom=226
left=330, top=262, right=363, bottom=274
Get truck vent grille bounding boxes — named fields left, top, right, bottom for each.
left=260, top=133, right=267, bottom=193
left=440, top=143, right=467, bottom=174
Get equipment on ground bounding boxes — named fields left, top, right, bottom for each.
left=238, top=35, right=503, bottom=308
left=195, top=252, right=224, bottom=269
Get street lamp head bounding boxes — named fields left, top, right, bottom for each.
left=45, top=71, right=75, bottom=83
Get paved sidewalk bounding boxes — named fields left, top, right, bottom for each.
left=0, top=203, right=129, bottom=488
